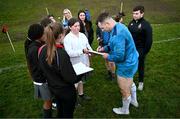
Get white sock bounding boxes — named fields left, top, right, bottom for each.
left=131, top=82, right=137, bottom=102
left=122, top=96, right=131, bottom=112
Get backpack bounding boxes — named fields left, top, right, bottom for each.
left=85, top=9, right=91, bottom=21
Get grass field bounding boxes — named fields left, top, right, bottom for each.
left=0, top=0, right=180, bottom=118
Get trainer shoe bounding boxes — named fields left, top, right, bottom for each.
left=130, top=100, right=139, bottom=107
left=138, top=82, right=144, bottom=91
left=52, top=102, right=57, bottom=110
left=112, top=107, right=129, bottom=115
left=79, top=95, right=91, bottom=101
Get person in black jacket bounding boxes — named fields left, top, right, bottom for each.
left=38, top=22, right=79, bottom=118
left=78, top=10, right=94, bottom=46
left=24, top=24, right=52, bottom=118
left=128, top=6, right=153, bottom=91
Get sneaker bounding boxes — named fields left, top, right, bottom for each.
left=52, top=103, right=57, bottom=110
left=112, top=107, right=129, bottom=115
left=79, top=95, right=91, bottom=101
left=130, top=100, right=139, bottom=107
left=138, top=82, right=144, bottom=91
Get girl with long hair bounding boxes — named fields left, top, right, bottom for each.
left=62, top=8, right=72, bottom=29
left=78, top=10, right=94, bottom=46
left=38, top=22, right=78, bottom=118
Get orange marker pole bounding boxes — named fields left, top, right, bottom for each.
left=2, top=25, right=15, bottom=52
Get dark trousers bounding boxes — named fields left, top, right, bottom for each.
left=54, top=86, right=77, bottom=118
left=137, top=48, right=146, bottom=82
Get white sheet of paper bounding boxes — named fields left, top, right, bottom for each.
left=89, top=50, right=104, bottom=56
left=73, top=62, right=93, bottom=75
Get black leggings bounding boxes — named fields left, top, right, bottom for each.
left=137, top=48, right=146, bottom=82
left=54, top=86, right=77, bottom=118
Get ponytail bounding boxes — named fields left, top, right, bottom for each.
left=44, top=22, right=64, bottom=65
left=44, top=26, right=56, bottom=65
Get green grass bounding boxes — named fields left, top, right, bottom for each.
left=0, top=0, right=180, bottom=118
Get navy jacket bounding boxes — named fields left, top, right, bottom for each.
left=128, top=17, right=152, bottom=54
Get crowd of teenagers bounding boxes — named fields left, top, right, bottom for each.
left=24, top=5, right=152, bottom=118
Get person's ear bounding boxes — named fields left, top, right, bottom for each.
left=141, top=13, right=144, bottom=17
left=69, top=26, right=71, bottom=30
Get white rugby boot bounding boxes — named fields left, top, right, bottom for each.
left=112, top=96, right=131, bottom=115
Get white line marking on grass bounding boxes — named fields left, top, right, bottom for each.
left=152, top=24, right=163, bottom=26
left=152, top=22, right=180, bottom=26
left=0, top=37, right=180, bottom=74
left=0, top=64, right=26, bottom=74
left=154, top=37, right=180, bottom=44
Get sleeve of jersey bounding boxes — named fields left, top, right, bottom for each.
left=107, top=37, right=125, bottom=62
